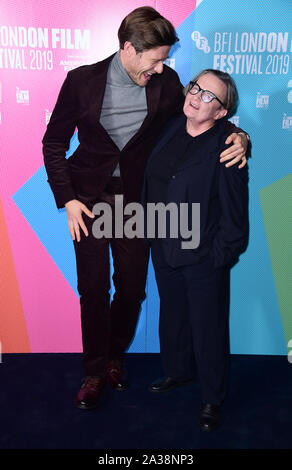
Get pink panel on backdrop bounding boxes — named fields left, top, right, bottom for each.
left=2, top=200, right=82, bottom=352
left=0, top=198, right=30, bottom=352
left=1, top=0, right=196, bottom=352
left=156, top=0, right=196, bottom=27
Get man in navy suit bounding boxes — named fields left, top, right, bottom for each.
left=42, top=7, right=248, bottom=410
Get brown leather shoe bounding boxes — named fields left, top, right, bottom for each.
left=107, top=360, right=128, bottom=391
left=75, top=376, right=106, bottom=410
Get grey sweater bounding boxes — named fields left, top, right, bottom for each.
left=99, top=51, right=148, bottom=176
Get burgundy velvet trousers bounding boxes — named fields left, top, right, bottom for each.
left=73, top=178, right=148, bottom=377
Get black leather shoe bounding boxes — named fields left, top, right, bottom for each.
left=75, top=376, right=106, bottom=410
left=149, top=376, right=194, bottom=393
left=107, top=360, right=128, bottom=391
left=199, top=403, right=221, bottom=431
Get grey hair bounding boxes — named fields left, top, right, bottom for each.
left=183, top=69, right=238, bottom=114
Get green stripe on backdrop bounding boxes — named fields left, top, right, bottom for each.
left=259, top=173, right=292, bottom=351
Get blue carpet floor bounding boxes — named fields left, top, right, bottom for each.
left=0, top=353, right=291, bottom=460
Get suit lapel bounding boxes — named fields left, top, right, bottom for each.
left=82, top=53, right=121, bottom=151
left=85, top=53, right=115, bottom=120
left=145, top=74, right=163, bottom=122
left=82, top=53, right=163, bottom=151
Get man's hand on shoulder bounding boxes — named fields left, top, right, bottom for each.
left=220, top=132, right=249, bottom=169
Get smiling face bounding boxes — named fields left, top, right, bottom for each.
left=183, top=72, right=228, bottom=132
left=120, top=42, right=171, bottom=87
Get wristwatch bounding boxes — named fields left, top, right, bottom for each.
left=238, top=131, right=250, bottom=142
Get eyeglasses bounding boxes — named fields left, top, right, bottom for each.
left=188, top=81, right=225, bottom=107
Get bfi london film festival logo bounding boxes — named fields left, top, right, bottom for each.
left=191, top=31, right=211, bottom=54
left=91, top=197, right=200, bottom=250
left=256, top=92, right=269, bottom=109
left=16, top=86, right=29, bottom=105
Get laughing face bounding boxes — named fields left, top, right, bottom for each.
left=121, top=42, right=171, bottom=87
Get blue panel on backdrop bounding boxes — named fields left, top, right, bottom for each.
left=168, top=0, right=290, bottom=354
left=13, top=133, right=80, bottom=296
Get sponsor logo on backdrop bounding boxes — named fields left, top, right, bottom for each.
left=0, top=26, right=91, bottom=71
left=282, top=113, right=292, bottom=129
left=191, top=30, right=291, bottom=75
left=59, top=58, right=86, bottom=71
left=164, top=58, right=175, bottom=69
left=229, top=116, right=240, bottom=127
left=256, top=92, right=269, bottom=109
left=288, top=79, right=292, bottom=103
left=16, top=87, right=29, bottom=104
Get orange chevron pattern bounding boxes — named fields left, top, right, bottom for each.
left=0, top=198, right=30, bottom=352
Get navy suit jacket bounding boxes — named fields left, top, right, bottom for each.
left=142, top=114, right=249, bottom=269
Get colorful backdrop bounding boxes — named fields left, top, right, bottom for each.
left=0, top=0, right=291, bottom=356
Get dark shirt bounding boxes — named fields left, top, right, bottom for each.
left=146, top=115, right=222, bottom=205
left=143, top=114, right=249, bottom=268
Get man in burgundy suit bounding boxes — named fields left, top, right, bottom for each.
left=42, top=7, right=248, bottom=410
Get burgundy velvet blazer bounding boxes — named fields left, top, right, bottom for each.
left=42, top=53, right=185, bottom=209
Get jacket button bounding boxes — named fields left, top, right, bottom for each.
left=171, top=175, right=176, bottom=179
